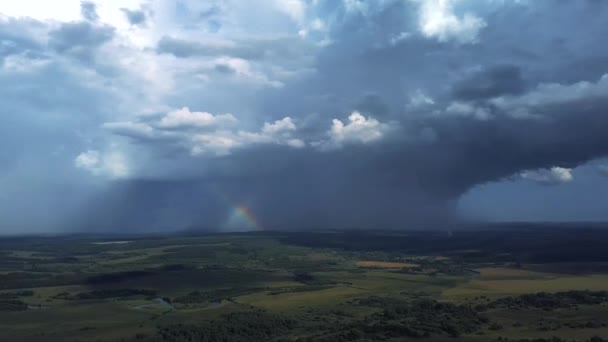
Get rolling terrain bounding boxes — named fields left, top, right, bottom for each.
left=1, top=227, right=607, bottom=341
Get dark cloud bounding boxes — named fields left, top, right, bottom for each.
left=156, top=36, right=314, bottom=62
left=80, top=1, right=99, bottom=22
left=48, top=21, right=114, bottom=59
left=72, top=180, right=229, bottom=233
left=121, top=8, right=147, bottom=26
left=213, top=64, right=236, bottom=75
left=2, top=0, right=608, bottom=233
left=129, top=0, right=608, bottom=231
left=452, top=65, right=526, bottom=101
left=156, top=36, right=216, bottom=58
left=198, top=5, right=221, bottom=20
left=0, top=17, right=45, bottom=62
left=355, top=93, right=391, bottom=119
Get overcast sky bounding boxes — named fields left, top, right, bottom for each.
left=1, top=0, right=607, bottom=233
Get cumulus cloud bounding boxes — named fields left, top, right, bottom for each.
left=158, top=107, right=237, bottom=129
left=189, top=118, right=304, bottom=156
left=262, top=117, right=296, bottom=134
left=262, top=117, right=305, bottom=148
left=521, top=167, right=574, bottom=186
left=317, top=112, right=391, bottom=150
left=103, top=108, right=304, bottom=157
left=418, top=0, right=486, bottom=44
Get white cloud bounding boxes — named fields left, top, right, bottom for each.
left=104, top=106, right=305, bottom=156
left=191, top=131, right=244, bottom=156
left=286, top=138, right=306, bottom=148
left=418, top=0, right=486, bottom=44
left=310, top=18, right=326, bottom=31
left=75, top=150, right=100, bottom=169
left=342, top=0, right=369, bottom=15
left=274, top=0, right=307, bottom=24
left=103, top=152, right=130, bottom=178
left=521, top=167, right=574, bottom=185
left=189, top=117, right=305, bottom=156
left=211, top=57, right=285, bottom=88
left=0, top=0, right=148, bottom=33
left=262, top=117, right=297, bottom=135
left=75, top=150, right=129, bottom=179
left=158, top=107, right=237, bottom=129
left=318, top=112, right=390, bottom=149
left=0, top=0, right=82, bottom=22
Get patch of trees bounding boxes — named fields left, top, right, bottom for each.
left=0, top=290, right=34, bottom=299
left=497, top=336, right=606, bottom=342
left=268, top=285, right=332, bottom=296
left=291, top=272, right=341, bottom=286
left=157, top=311, right=296, bottom=342
left=376, top=299, right=488, bottom=337
left=531, top=318, right=607, bottom=332
left=480, top=291, right=608, bottom=311
left=86, top=271, right=153, bottom=285
left=293, top=272, right=315, bottom=283
left=563, top=320, right=607, bottom=330
left=85, top=263, right=209, bottom=287
left=0, top=299, right=28, bottom=311
left=161, top=246, right=217, bottom=259
left=159, top=264, right=195, bottom=272
left=0, top=272, right=83, bottom=290
left=300, top=298, right=490, bottom=341
left=52, top=256, right=80, bottom=263
left=74, top=289, right=157, bottom=300
left=173, top=288, right=263, bottom=304
left=279, top=228, right=608, bottom=263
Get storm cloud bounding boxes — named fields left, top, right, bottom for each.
left=1, top=0, right=608, bottom=233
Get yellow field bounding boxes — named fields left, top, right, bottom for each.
left=355, top=261, right=419, bottom=269
left=443, top=267, right=608, bottom=300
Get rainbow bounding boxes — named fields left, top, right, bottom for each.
left=213, top=187, right=264, bottom=231
left=233, top=206, right=263, bottom=231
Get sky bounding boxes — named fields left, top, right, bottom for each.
left=1, top=0, right=607, bottom=233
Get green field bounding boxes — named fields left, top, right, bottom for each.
left=0, top=230, right=607, bottom=341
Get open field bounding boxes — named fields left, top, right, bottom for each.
left=355, top=261, right=419, bottom=269
left=1, top=227, right=608, bottom=341
left=444, top=272, right=608, bottom=299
